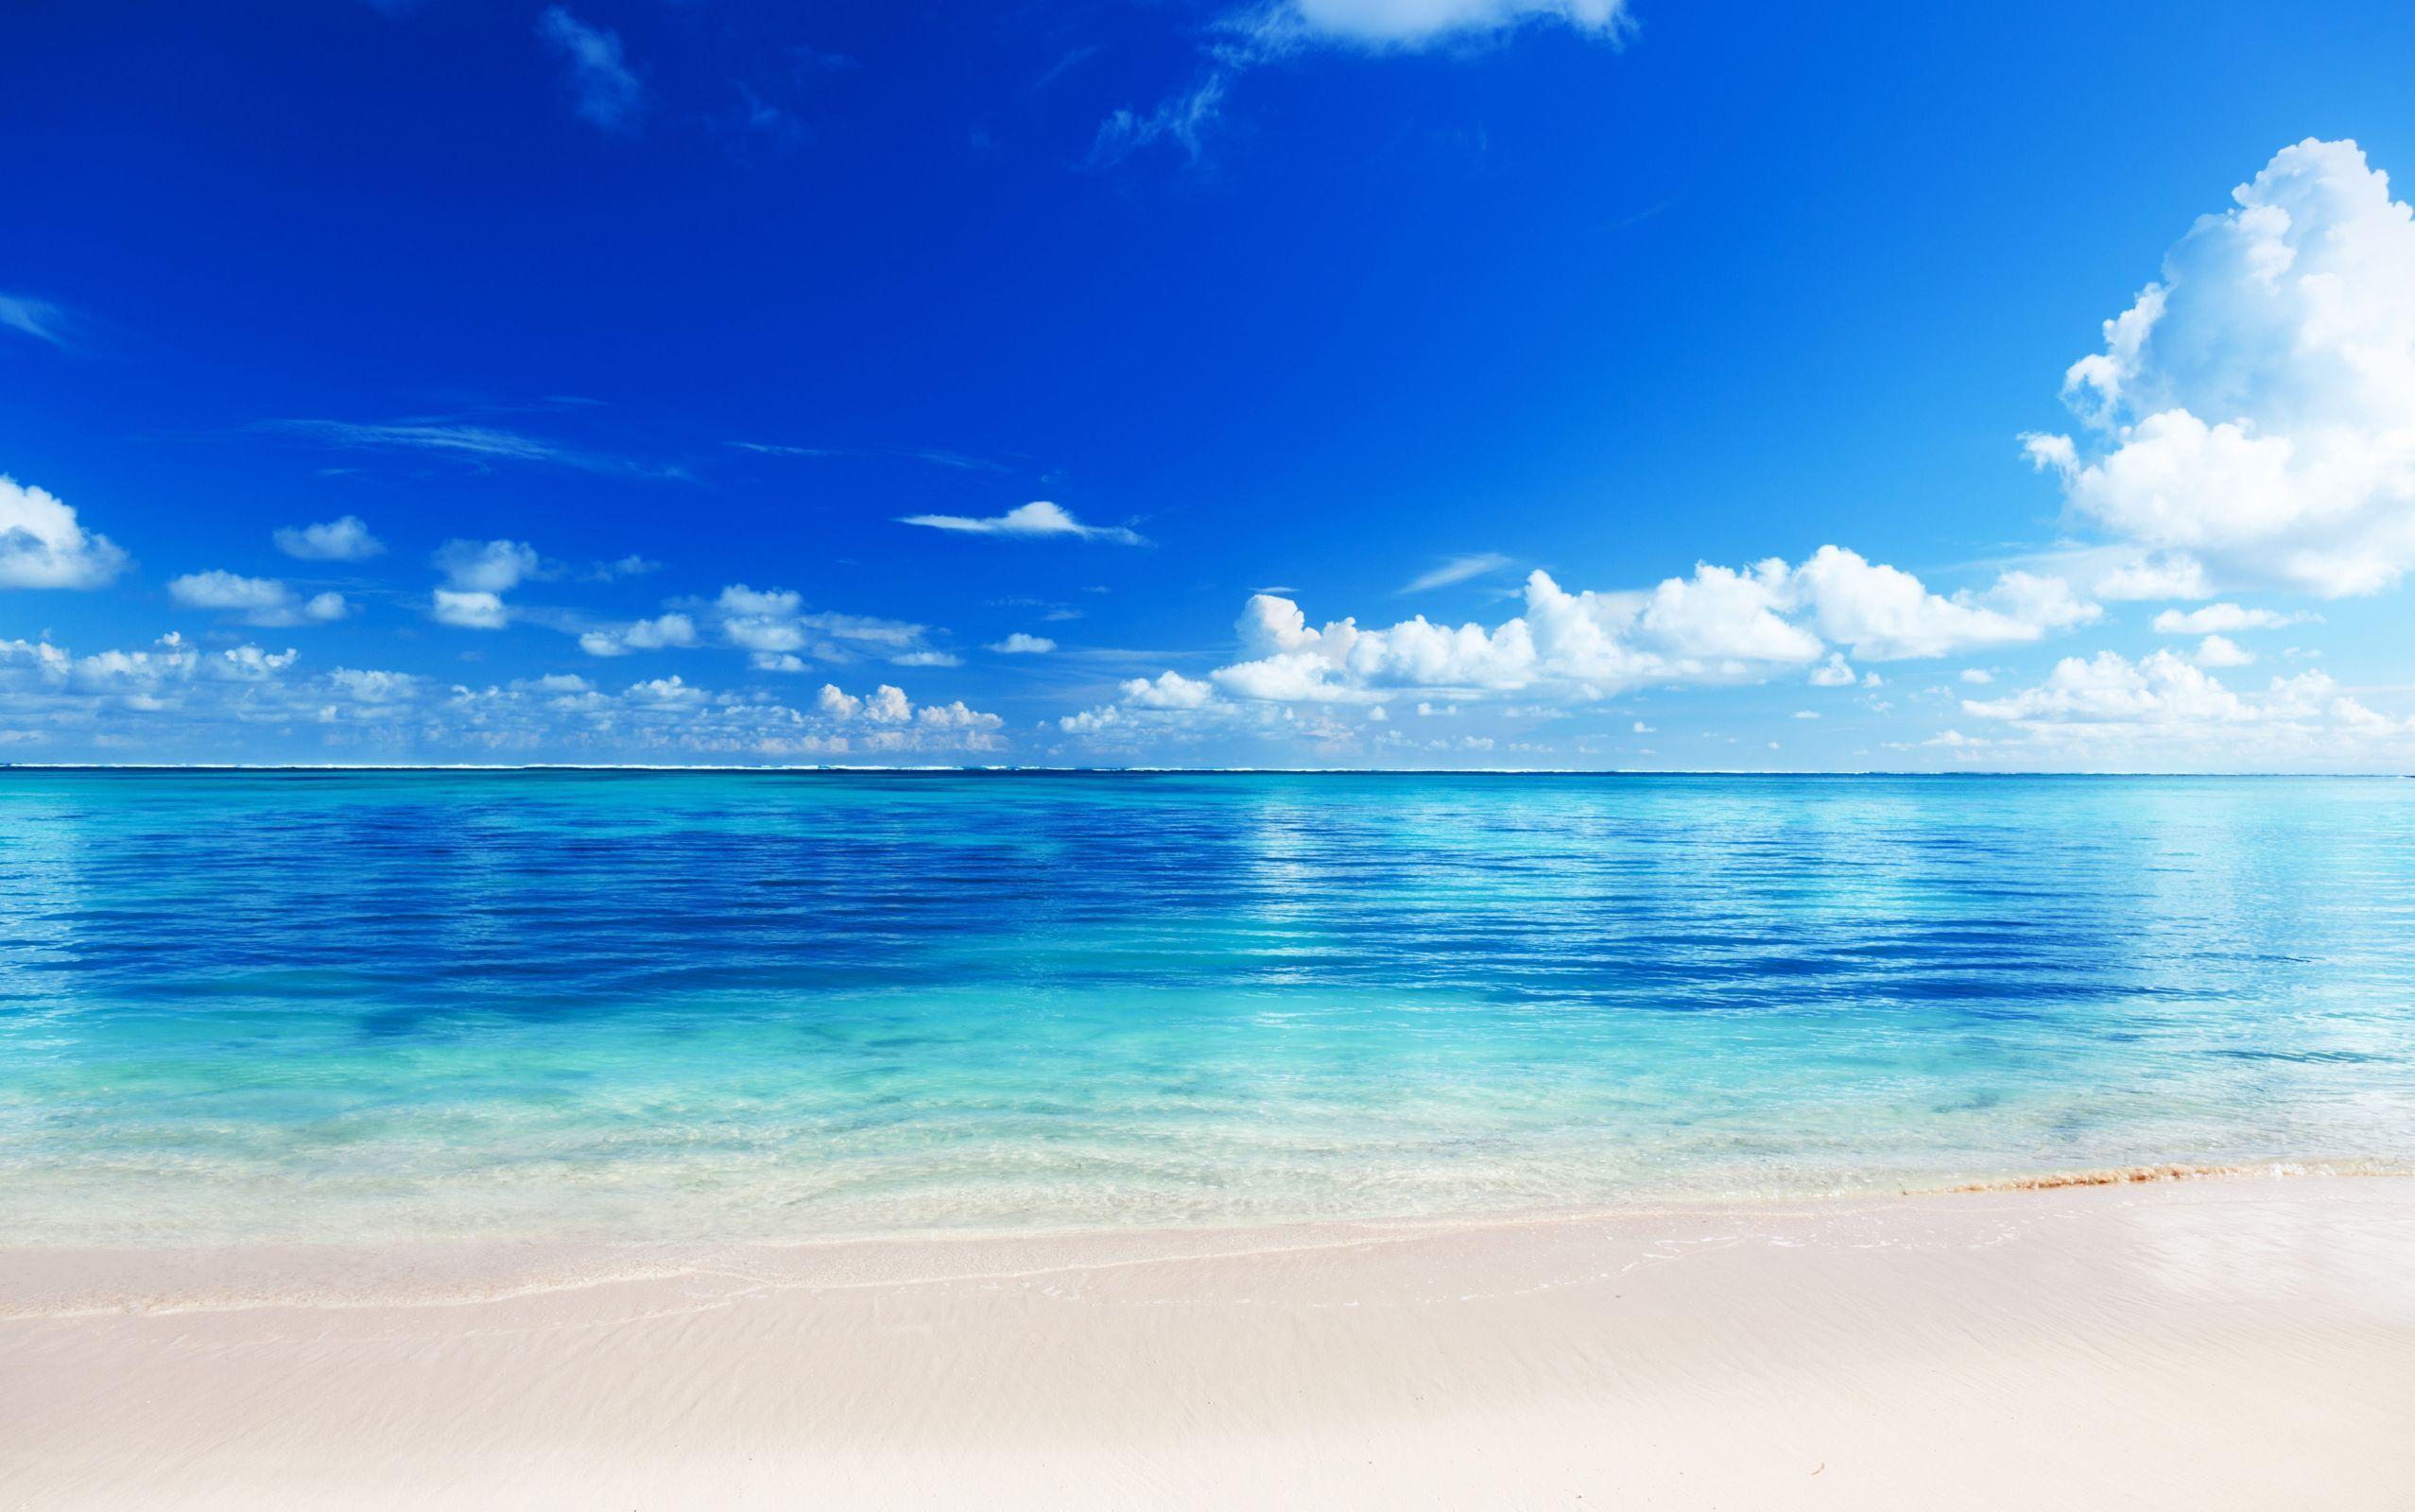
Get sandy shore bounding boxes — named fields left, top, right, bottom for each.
left=5, top=1175, right=2412, bottom=1509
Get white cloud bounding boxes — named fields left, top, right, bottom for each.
left=1060, top=550, right=2096, bottom=735
left=625, top=675, right=705, bottom=705
left=814, top=681, right=999, bottom=736
left=815, top=684, right=861, bottom=720
left=0, top=475, right=129, bottom=589
left=2027, top=139, right=2415, bottom=598
left=0, top=623, right=1010, bottom=762
left=1091, top=73, right=1231, bottom=169
left=1959, top=668, right=1993, bottom=685
left=1791, top=550, right=2098, bottom=660
left=588, top=553, right=660, bottom=580
left=1957, top=651, right=2411, bottom=763
left=2149, top=603, right=2312, bottom=634
left=1965, top=650, right=2269, bottom=725
left=578, top=612, right=699, bottom=658
left=329, top=667, right=418, bottom=705
left=2094, top=553, right=2211, bottom=601
left=432, top=589, right=509, bottom=629
left=1095, top=0, right=1627, bottom=167
left=274, top=515, right=385, bottom=561
left=988, top=632, right=1056, bottom=654
left=431, top=540, right=542, bottom=630
left=537, top=7, right=644, bottom=131
left=704, top=583, right=937, bottom=665
left=1221, top=552, right=2085, bottom=700
left=1249, top=0, right=1630, bottom=49
left=167, top=571, right=348, bottom=627
left=915, top=700, right=999, bottom=730
left=435, top=539, right=542, bottom=593
left=1402, top=552, right=1512, bottom=593
left=264, top=419, right=676, bottom=478
left=0, top=295, right=68, bottom=348
left=2193, top=634, right=2255, bottom=668
left=898, top=500, right=1146, bottom=544
left=1808, top=653, right=1857, bottom=687
left=1123, top=671, right=1216, bottom=709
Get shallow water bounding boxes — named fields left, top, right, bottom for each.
left=3, top=770, right=2411, bottom=1244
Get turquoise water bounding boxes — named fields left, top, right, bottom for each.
left=3, top=771, right=2412, bottom=1246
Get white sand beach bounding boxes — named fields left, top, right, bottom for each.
left=4, top=1173, right=2411, bottom=1509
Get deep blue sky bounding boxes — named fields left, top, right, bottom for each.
left=7, top=0, right=2415, bottom=766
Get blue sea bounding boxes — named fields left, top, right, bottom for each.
left=4, top=771, right=2412, bottom=1246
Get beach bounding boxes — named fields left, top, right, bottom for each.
left=7, top=1173, right=2410, bottom=1508
left=7, top=774, right=2414, bottom=1504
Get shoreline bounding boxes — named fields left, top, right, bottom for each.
left=0, top=1160, right=2383, bottom=1315
left=0, top=1160, right=2398, bottom=1317
left=4, top=1154, right=2395, bottom=1304
left=7, top=1173, right=2412, bottom=1507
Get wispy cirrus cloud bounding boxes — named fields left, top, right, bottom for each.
left=0, top=294, right=70, bottom=349
left=258, top=419, right=684, bottom=478
left=899, top=500, right=1146, bottom=544
left=537, top=7, right=645, bottom=132
left=732, top=441, right=1010, bottom=473
left=1095, top=0, right=1631, bottom=166
left=1401, top=552, right=1512, bottom=594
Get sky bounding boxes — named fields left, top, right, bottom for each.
left=7, top=0, right=2415, bottom=769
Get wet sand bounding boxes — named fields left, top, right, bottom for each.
left=5, top=1175, right=2412, bottom=1508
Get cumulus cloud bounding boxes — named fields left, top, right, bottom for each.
left=702, top=583, right=939, bottom=666
left=431, top=539, right=543, bottom=629
left=2193, top=634, right=2255, bottom=668
left=988, top=632, right=1056, bottom=654
left=537, top=7, right=644, bottom=131
left=2149, top=603, right=2312, bottom=634
left=167, top=571, right=348, bottom=627
left=816, top=681, right=999, bottom=735
left=1125, top=671, right=1216, bottom=709
left=274, top=515, right=385, bottom=562
left=329, top=667, right=419, bottom=705
left=1807, top=653, right=1858, bottom=687
left=2026, top=139, right=2415, bottom=598
left=1061, top=549, right=2096, bottom=731
left=435, top=539, right=542, bottom=593
left=0, top=622, right=1009, bottom=763
left=578, top=612, right=699, bottom=658
left=432, top=590, right=509, bottom=629
left=0, top=474, right=129, bottom=589
left=1791, top=550, right=2098, bottom=660
left=899, top=500, right=1146, bottom=544
left=1958, top=651, right=2408, bottom=761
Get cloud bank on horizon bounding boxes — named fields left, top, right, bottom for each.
left=5, top=0, right=2413, bottom=770
left=1056, top=139, right=2415, bottom=766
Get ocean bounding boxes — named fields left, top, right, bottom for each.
left=3, top=770, right=2410, bottom=1245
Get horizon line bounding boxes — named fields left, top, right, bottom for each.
left=1, top=763, right=2407, bottom=779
